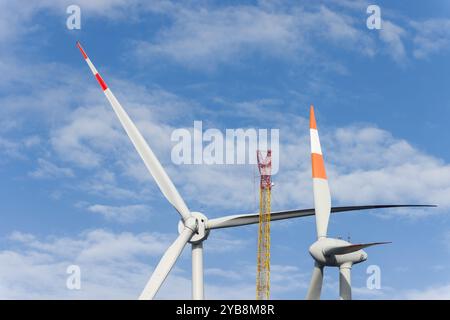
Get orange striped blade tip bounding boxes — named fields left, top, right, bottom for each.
left=311, top=153, right=327, bottom=179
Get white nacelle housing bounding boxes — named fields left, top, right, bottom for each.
left=309, top=238, right=368, bottom=267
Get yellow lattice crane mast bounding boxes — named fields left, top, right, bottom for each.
left=256, top=150, right=272, bottom=300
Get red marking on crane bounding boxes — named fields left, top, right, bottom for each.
left=95, top=73, right=108, bottom=91
left=76, top=42, right=88, bottom=60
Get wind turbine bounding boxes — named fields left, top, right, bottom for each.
left=76, top=42, right=434, bottom=300
left=306, top=106, right=393, bottom=300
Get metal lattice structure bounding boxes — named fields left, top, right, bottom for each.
left=256, top=150, right=272, bottom=300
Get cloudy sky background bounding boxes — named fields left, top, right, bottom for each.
left=0, top=0, right=449, bottom=299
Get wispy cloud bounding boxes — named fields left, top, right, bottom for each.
left=1, top=229, right=307, bottom=299
left=51, top=105, right=125, bottom=168
left=134, top=3, right=377, bottom=69
left=1, top=229, right=172, bottom=299
left=5, top=227, right=446, bottom=299
left=325, top=126, right=450, bottom=212
left=0, top=135, right=41, bottom=162
left=134, top=2, right=450, bottom=69
left=0, top=0, right=145, bottom=45
left=135, top=4, right=304, bottom=69
left=412, top=19, right=450, bottom=59
left=403, top=283, right=450, bottom=300
left=28, top=75, right=450, bottom=216
left=379, top=20, right=407, bottom=63
left=87, top=204, right=151, bottom=223
left=78, top=170, right=144, bottom=200
left=29, top=158, right=75, bottom=179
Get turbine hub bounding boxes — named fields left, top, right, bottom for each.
left=178, top=212, right=210, bottom=244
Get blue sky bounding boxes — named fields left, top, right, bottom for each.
left=0, top=0, right=449, bottom=299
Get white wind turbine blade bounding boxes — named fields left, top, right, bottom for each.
left=207, top=208, right=316, bottom=229
left=310, top=105, right=331, bottom=239
left=306, top=262, right=324, bottom=300
left=206, top=205, right=433, bottom=230
left=139, top=227, right=195, bottom=300
left=339, top=264, right=352, bottom=300
left=76, top=42, right=191, bottom=222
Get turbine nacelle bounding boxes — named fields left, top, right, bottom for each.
left=309, top=238, right=367, bottom=267
left=178, top=212, right=210, bottom=244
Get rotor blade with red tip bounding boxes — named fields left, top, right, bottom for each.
left=76, top=42, right=191, bottom=222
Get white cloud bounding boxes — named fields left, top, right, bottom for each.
left=324, top=126, right=450, bottom=211
left=255, top=122, right=450, bottom=216
left=444, top=231, right=450, bottom=252
left=1, top=229, right=173, bottom=299
left=412, top=19, right=450, bottom=59
left=1, top=0, right=447, bottom=71
left=352, top=286, right=388, bottom=297
left=0, top=137, right=22, bottom=159
left=317, top=5, right=373, bottom=56
left=133, top=2, right=450, bottom=67
left=0, top=0, right=145, bottom=44
left=0, top=229, right=308, bottom=299
left=205, top=231, right=250, bottom=253
left=2, top=50, right=442, bottom=218
left=270, top=264, right=310, bottom=293
left=204, top=268, right=242, bottom=281
left=135, top=5, right=302, bottom=68
left=0, top=135, right=41, bottom=161
left=329, top=0, right=369, bottom=11
left=51, top=105, right=126, bottom=168
left=78, top=169, right=145, bottom=200
left=403, top=283, right=450, bottom=300
left=48, top=82, right=197, bottom=170
left=29, top=158, right=75, bottom=179
left=134, top=3, right=377, bottom=69
left=9, top=229, right=171, bottom=262
left=202, top=263, right=310, bottom=299
left=43, top=84, right=450, bottom=216
left=9, top=231, right=36, bottom=243
left=379, top=20, right=407, bottom=63
left=87, top=204, right=151, bottom=223
left=0, top=1, right=37, bottom=44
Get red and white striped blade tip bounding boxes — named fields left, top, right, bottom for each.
left=76, top=41, right=88, bottom=59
